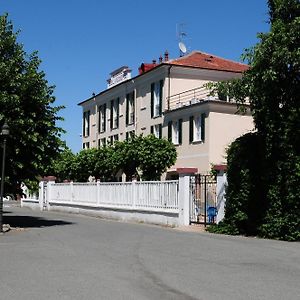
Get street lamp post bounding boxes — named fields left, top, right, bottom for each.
left=0, top=122, right=10, bottom=233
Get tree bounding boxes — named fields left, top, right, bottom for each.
left=0, top=14, right=64, bottom=195
left=208, top=0, right=300, bottom=240
left=72, top=148, right=99, bottom=182
left=110, top=136, right=143, bottom=181
left=50, top=135, right=177, bottom=182
left=138, top=135, right=177, bottom=181
left=52, top=148, right=76, bottom=182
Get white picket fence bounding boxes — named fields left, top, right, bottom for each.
left=21, top=172, right=226, bottom=226
left=49, top=181, right=179, bottom=213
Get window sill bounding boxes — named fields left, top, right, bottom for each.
left=152, top=115, right=162, bottom=119
left=191, top=140, right=204, bottom=145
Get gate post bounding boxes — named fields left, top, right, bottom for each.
left=41, top=176, right=56, bottom=211
left=177, top=168, right=197, bottom=226
left=38, top=181, right=45, bottom=211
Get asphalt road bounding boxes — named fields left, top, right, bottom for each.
left=0, top=204, right=299, bottom=300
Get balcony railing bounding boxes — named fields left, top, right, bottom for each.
left=166, top=85, right=221, bottom=111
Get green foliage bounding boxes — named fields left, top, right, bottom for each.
left=51, top=135, right=177, bottom=182
left=0, top=14, right=65, bottom=193
left=94, top=146, right=118, bottom=181
left=110, top=136, right=143, bottom=180
left=209, top=133, right=267, bottom=236
left=207, top=0, right=300, bottom=241
left=138, top=135, right=177, bottom=181
left=52, top=148, right=76, bottom=181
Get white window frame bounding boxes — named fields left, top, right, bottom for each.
left=83, top=111, right=90, bottom=137
left=194, top=116, right=202, bottom=142
left=172, top=121, right=179, bottom=145
left=113, top=103, right=118, bottom=129
left=127, top=92, right=135, bottom=125
left=153, top=124, right=160, bottom=138
left=99, top=105, right=106, bottom=133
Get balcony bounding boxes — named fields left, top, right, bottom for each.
left=166, top=85, right=228, bottom=111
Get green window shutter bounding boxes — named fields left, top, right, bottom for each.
left=168, top=121, right=172, bottom=141
left=132, top=90, right=135, bottom=123
left=82, top=112, right=85, bottom=136
left=201, top=113, right=205, bottom=141
left=116, top=98, right=120, bottom=128
left=159, top=124, right=162, bottom=139
left=98, top=106, right=101, bottom=133
left=179, top=119, right=183, bottom=144
left=189, top=116, right=194, bottom=143
left=110, top=100, right=114, bottom=129
left=151, top=83, right=154, bottom=118
left=159, top=80, right=163, bottom=116
left=126, top=94, right=129, bottom=126
left=103, top=103, right=106, bottom=132
left=150, top=125, right=154, bottom=134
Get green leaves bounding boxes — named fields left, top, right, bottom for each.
left=0, top=14, right=64, bottom=194
left=51, top=135, right=177, bottom=182
left=208, top=0, right=300, bottom=241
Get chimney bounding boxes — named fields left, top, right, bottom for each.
left=152, top=59, right=157, bottom=65
left=159, top=55, right=163, bottom=63
left=164, top=50, right=169, bottom=62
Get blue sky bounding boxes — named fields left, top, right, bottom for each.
left=1, top=0, right=269, bottom=153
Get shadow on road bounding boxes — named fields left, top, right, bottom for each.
left=3, top=215, right=74, bottom=228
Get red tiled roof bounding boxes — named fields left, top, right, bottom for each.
left=168, top=51, right=249, bottom=73
left=138, top=63, right=157, bottom=74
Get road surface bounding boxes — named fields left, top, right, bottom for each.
left=0, top=204, right=299, bottom=300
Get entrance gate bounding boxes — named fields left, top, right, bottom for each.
left=190, top=174, right=217, bottom=226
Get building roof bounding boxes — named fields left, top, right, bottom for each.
left=168, top=51, right=249, bottom=73
left=78, top=50, right=248, bottom=106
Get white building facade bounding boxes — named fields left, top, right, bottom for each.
left=78, top=51, right=253, bottom=176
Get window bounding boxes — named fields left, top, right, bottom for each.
left=83, top=110, right=90, bottom=137
left=98, top=138, right=106, bottom=148
left=126, top=130, right=135, bottom=140
left=189, top=113, right=206, bottom=143
left=151, top=124, right=162, bottom=139
left=151, top=80, right=163, bottom=118
left=109, top=134, right=119, bottom=145
left=83, top=142, right=90, bottom=149
left=110, top=98, right=119, bottom=129
left=98, top=104, right=106, bottom=133
left=168, top=119, right=182, bottom=145
left=126, top=91, right=135, bottom=125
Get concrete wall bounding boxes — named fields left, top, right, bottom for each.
left=208, top=111, right=254, bottom=165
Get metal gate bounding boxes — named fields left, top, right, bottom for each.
left=190, top=174, right=217, bottom=226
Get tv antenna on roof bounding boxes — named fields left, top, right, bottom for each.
left=176, top=23, right=189, bottom=57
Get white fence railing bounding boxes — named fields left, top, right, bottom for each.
left=49, top=181, right=179, bottom=213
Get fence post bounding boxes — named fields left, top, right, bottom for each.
left=214, top=165, right=227, bottom=224
left=177, top=168, right=197, bottom=226
left=97, top=179, right=100, bottom=205
left=132, top=176, right=137, bottom=209
left=38, top=181, right=45, bottom=211
left=70, top=181, right=74, bottom=203
left=44, top=176, right=56, bottom=211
